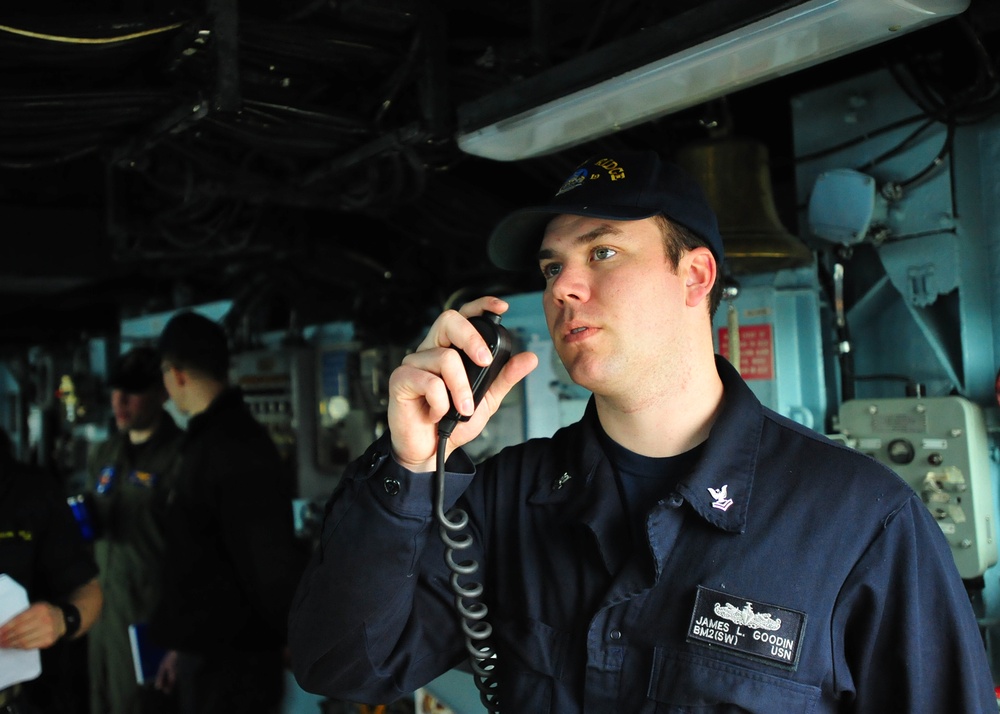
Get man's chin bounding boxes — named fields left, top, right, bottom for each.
left=563, top=364, right=601, bottom=394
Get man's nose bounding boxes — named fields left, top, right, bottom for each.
left=549, top=263, right=590, bottom=304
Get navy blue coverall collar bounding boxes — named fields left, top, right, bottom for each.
left=527, top=356, right=761, bottom=575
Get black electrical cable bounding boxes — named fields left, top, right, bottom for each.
left=887, top=227, right=958, bottom=243
left=895, top=122, right=954, bottom=190
left=815, top=258, right=854, bottom=404
left=433, top=422, right=500, bottom=713
left=0, top=145, right=96, bottom=169
left=794, top=113, right=928, bottom=165
left=948, top=132, right=959, bottom=220
left=887, top=62, right=952, bottom=126
left=373, top=29, right=422, bottom=128
left=884, top=17, right=1000, bottom=128
left=856, top=118, right=936, bottom=173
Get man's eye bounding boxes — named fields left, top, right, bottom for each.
left=593, top=246, right=617, bottom=261
left=540, top=263, right=562, bottom=279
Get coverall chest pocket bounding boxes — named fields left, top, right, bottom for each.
left=496, top=617, right=570, bottom=712
left=646, top=648, right=820, bottom=714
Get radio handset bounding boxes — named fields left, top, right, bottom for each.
left=435, top=311, right=510, bottom=713
left=438, top=311, right=512, bottom=434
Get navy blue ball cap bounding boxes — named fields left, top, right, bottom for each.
left=487, top=150, right=724, bottom=271
left=109, top=346, right=163, bottom=394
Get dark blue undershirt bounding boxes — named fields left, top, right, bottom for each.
left=596, top=425, right=704, bottom=547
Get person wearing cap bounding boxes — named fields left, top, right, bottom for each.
left=148, top=311, right=308, bottom=714
left=86, top=345, right=184, bottom=714
left=288, top=151, right=994, bottom=712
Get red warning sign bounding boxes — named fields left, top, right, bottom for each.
left=718, top=324, right=774, bottom=380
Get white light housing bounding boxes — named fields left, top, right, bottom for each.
left=457, top=0, right=969, bottom=161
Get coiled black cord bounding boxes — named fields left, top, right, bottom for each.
left=434, top=431, right=500, bottom=712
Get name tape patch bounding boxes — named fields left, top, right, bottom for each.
left=687, top=586, right=806, bottom=669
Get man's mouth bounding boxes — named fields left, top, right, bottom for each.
left=563, top=323, right=593, bottom=341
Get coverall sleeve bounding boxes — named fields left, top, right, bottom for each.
left=832, top=495, right=996, bottom=713
left=288, top=433, right=479, bottom=704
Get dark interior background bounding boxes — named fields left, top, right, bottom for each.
left=2, top=0, right=998, bottom=347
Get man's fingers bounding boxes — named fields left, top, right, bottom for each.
left=440, top=350, right=538, bottom=448
left=456, top=296, right=508, bottom=319
left=398, top=348, right=474, bottom=418
left=483, top=351, right=539, bottom=414
left=0, top=613, right=58, bottom=650
left=391, top=361, right=450, bottom=420
left=417, top=297, right=509, bottom=362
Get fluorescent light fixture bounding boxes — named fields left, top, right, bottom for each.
left=456, top=0, right=969, bottom=161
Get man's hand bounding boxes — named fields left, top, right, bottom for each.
left=0, top=601, right=66, bottom=650
left=388, top=296, right=538, bottom=471
left=155, top=650, right=178, bottom=693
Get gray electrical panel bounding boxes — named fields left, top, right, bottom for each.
left=838, top=396, right=997, bottom=579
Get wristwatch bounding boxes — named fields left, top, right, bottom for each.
left=55, top=602, right=81, bottom=639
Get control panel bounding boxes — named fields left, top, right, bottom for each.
left=231, top=349, right=297, bottom=465
left=231, top=347, right=341, bottom=504
left=838, top=396, right=997, bottom=579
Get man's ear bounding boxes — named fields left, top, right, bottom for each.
left=683, top=247, right=717, bottom=308
left=167, top=365, right=187, bottom=388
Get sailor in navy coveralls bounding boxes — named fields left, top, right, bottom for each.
left=289, top=151, right=995, bottom=713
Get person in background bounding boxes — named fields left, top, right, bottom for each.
left=149, top=311, right=308, bottom=714
left=287, top=151, right=996, bottom=712
left=0, top=427, right=103, bottom=714
left=87, top=346, right=184, bottom=714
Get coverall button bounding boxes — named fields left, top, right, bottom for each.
left=666, top=493, right=684, bottom=508
left=609, top=629, right=622, bottom=641
left=383, top=478, right=400, bottom=496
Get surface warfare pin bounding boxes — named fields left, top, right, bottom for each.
left=687, top=586, right=806, bottom=669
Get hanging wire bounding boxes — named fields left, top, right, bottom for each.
left=0, top=20, right=184, bottom=45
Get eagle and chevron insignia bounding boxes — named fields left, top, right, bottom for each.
left=707, top=484, right=734, bottom=512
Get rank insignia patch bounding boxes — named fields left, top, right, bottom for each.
left=687, top=585, right=806, bottom=669
left=128, top=470, right=157, bottom=488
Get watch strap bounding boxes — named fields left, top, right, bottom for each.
left=55, top=602, right=82, bottom=639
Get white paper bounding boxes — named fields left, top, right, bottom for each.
left=0, top=574, right=42, bottom=689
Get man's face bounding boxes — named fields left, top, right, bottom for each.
left=537, top=214, right=695, bottom=398
left=111, top=388, right=163, bottom=433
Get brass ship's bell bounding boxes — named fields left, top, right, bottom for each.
left=675, top=138, right=813, bottom=275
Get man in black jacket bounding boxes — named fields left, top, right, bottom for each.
left=149, top=311, right=308, bottom=714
